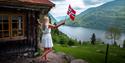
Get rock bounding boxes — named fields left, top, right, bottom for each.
left=56, top=52, right=74, bottom=63
left=56, top=52, right=66, bottom=59
left=23, top=53, right=28, bottom=56
left=71, top=59, right=88, bottom=63
left=0, top=51, right=88, bottom=63
left=47, top=52, right=66, bottom=63
left=56, top=52, right=66, bottom=56
left=64, top=54, right=75, bottom=63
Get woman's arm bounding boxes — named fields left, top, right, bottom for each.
left=48, top=24, right=57, bottom=29
left=56, top=21, right=65, bottom=27
left=49, top=21, right=65, bottom=29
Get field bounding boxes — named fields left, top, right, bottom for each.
left=54, top=43, right=125, bottom=63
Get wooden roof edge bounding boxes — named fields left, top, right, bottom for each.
left=0, top=0, right=55, bottom=8
left=0, top=1, right=55, bottom=11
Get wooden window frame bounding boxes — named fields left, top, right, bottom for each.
left=0, top=13, right=26, bottom=41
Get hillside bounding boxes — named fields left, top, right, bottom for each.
left=48, top=13, right=57, bottom=24
left=66, top=0, right=125, bottom=32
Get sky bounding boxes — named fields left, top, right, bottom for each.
left=50, top=0, right=114, bottom=21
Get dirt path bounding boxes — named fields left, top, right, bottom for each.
left=0, top=52, right=88, bottom=63
left=0, top=52, right=66, bottom=63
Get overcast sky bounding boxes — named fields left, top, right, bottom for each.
left=50, top=0, right=114, bottom=21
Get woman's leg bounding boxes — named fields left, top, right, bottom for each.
left=41, top=48, right=47, bottom=60
left=41, top=48, right=52, bottom=60
left=45, top=48, right=52, bottom=60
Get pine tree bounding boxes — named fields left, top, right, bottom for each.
left=91, top=33, right=96, bottom=45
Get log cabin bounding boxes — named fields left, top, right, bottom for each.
left=0, top=0, right=55, bottom=56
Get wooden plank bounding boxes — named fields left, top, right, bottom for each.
left=2, top=16, right=3, bottom=38
left=0, top=36, right=27, bottom=42
left=9, top=15, right=11, bottom=37
left=22, top=14, right=25, bottom=36
left=10, top=15, right=12, bottom=38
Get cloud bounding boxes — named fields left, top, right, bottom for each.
left=50, top=0, right=69, bottom=18
left=83, top=0, right=114, bottom=5
left=50, top=0, right=114, bottom=21
left=66, top=0, right=85, bottom=8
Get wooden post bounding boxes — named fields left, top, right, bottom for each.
left=105, top=44, right=109, bottom=63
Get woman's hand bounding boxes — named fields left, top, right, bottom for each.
left=56, top=20, right=66, bottom=28
left=37, top=19, right=41, bottom=25
left=48, top=20, right=66, bottom=29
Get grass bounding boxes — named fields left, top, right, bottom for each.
left=53, top=43, right=125, bottom=63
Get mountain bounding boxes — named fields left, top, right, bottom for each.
left=66, top=0, right=125, bottom=32
left=48, top=13, right=57, bottom=24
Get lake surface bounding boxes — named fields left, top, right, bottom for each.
left=58, top=26, right=125, bottom=47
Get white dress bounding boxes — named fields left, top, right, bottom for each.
left=41, top=25, right=53, bottom=48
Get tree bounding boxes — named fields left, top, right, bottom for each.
left=91, top=33, right=96, bottom=45
left=104, top=27, right=121, bottom=63
left=123, top=40, right=125, bottom=48
left=105, top=27, right=121, bottom=45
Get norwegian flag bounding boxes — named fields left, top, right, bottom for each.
left=67, top=5, right=76, bottom=21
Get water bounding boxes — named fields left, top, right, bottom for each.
left=58, top=26, right=125, bottom=47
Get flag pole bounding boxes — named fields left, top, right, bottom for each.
left=65, top=15, right=67, bottom=20
left=62, top=15, right=67, bottom=25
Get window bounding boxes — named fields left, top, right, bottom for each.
left=3, top=16, right=9, bottom=37
left=0, top=16, right=2, bottom=38
left=0, top=14, right=25, bottom=39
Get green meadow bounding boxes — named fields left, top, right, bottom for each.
left=54, top=43, right=125, bottom=63
left=51, top=27, right=125, bottom=63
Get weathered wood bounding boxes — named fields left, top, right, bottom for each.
left=0, top=36, right=27, bottom=42
left=0, top=0, right=54, bottom=56
left=0, top=0, right=54, bottom=11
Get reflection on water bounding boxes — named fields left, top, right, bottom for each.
left=58, top=26, right=125, bottom=47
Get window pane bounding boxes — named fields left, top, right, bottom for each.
left=0, top=16, right=2, bottom=23
left=12, top=30, right=17, bottom=37
left=12, top=23, right=18, bottom=29
left=3, top=16, right=9, bottom=30
left=11, top=16, right=21, bottom=37
left=12, top=16, right=17, bottom=22
left=18, top=16, right=22, bottom=30
left=18, top=16, right=23, bottom=36
left=12, top=16, right=18, bottom=37
left=0, top=31, right=2, bottom=38
left=0, top=16, right=2, bottom=30
left=3, top=31, right=9, bottom=37
left=18, top=30, right=23, bottom=36
left=3, top=16, right=8, bottom=22
left=0, top=23, right=2, bottom=30
left=3, top=23, right=8, bottom=30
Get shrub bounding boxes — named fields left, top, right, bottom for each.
left=52, top=35, right=60, bottom=43
left=58, top=35, right=68, bottom=46
left=67, top=39, right=75, bottom=46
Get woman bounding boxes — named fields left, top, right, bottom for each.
left=38, top=15, right=65, bottom=61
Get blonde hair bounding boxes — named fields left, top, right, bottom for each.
left=43, top=15, right=49, bottom=21
left=42, top=15, right=49, bottom=30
